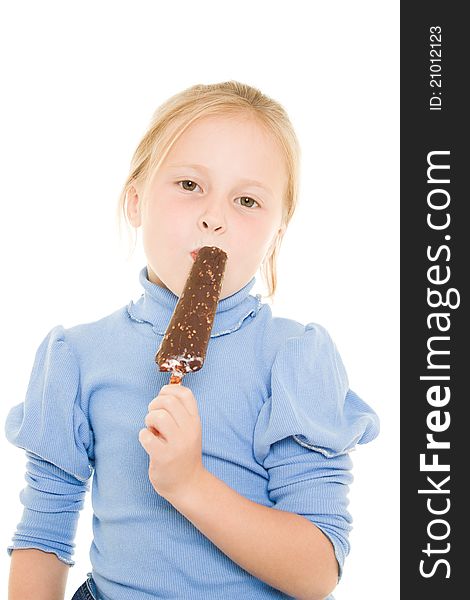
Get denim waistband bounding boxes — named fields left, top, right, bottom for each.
left=71, top=572, right=98, bottom=600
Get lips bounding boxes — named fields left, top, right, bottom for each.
left=190, top=245, right=226, bottom=261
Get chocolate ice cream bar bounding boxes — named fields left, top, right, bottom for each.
left=155, top=246, right=228, bottom=383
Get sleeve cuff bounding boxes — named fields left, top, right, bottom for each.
left=7, top=505, right=80, bottom=566
left=7, top=543, right=74, bottom=566
left=312, top=522, right=348, bottom=581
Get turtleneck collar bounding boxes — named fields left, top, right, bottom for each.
left=127, top=266, right=263, bottom=337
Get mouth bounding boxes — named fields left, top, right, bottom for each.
left=190, top=248, right=201, bottom=261
left=190, top=245, right=226, bottom=262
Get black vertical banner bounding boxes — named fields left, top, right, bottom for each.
left=401, top=2, right=467, bottom=597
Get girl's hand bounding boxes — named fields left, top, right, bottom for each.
left=138, top=383, right=205, bottom=501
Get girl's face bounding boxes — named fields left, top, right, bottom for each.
left=127, top=114, right=287, bottom=299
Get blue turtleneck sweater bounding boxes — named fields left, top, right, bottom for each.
left=5, top=268, right=379, bottom=600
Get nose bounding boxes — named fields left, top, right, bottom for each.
left=197, top=204, right=226, bottom=234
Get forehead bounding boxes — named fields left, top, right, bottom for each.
left=161, top=114, right=286, bottom=192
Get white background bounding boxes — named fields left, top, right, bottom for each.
left=0, top=1, right=399, bottom=598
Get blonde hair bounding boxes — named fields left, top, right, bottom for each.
left=117, top=80, right=301, bottom=299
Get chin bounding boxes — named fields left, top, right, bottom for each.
left=219, top=279, right=244, bottom=300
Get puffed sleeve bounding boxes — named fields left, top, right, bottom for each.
left=4, top=325, right=94, bottom=566
left=253, top=322, right=379, bottom=579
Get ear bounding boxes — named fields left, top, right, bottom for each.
left=264, top=224, right=286, bottom=263
left=269, top=224, right=286, bottom=250
left=126, top=185, right=142, bottom=228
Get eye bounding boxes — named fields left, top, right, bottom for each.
left=236, top=196, right=259, bottom=209
left=177, top=180, right=201, bottom=192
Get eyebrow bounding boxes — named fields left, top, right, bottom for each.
left=166, top=163, right=273, bottom=196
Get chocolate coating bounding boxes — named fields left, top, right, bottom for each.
left=155, top=246, right=228, bottom=376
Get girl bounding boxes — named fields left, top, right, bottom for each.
left=5, top=81, right=379, bottom=600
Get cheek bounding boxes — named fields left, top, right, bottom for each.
left=242, top=218, right=277, bottom=252
left=152, top=190, right=197, bottom=225
left=230, top=226, right=272, bottom=275
left=142, top=206, right=195, bottom=260
left=144, top=198, right=181, bottom=235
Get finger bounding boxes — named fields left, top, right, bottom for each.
left=145, top=409, right=178, bottom=441
left=148, top=394, right=191, bottom=428
left=154, top=384, right=199, bottom=417
left=138, top=427, right=166, bottom=454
